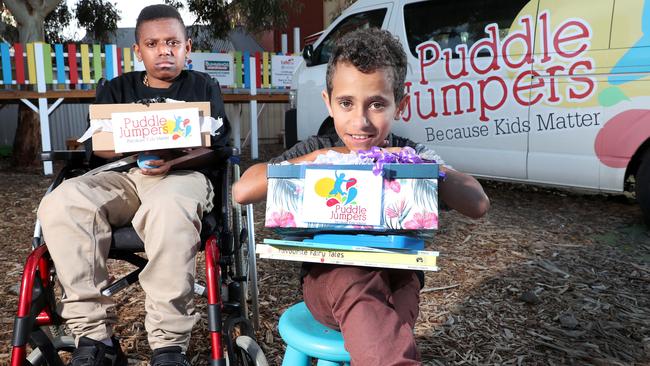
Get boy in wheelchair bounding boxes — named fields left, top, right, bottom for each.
left=233, top=28, right=490, bottom=365
left=35, top=5, right=230, bottom=366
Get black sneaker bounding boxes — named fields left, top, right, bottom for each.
left=150, top=346, right=191, bottom=366
left=70, top=336, right=128, bottom=366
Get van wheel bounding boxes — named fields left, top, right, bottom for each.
left=636, top=149, right=650, bottom=226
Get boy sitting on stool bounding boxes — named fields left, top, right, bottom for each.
left=233, top=28, right=490, bottom=365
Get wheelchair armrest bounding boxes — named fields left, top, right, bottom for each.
left=169, top=146, right=239, bottom=171
left=211, top=146, right=239, bottom=160
left=41, top=150, right=86, bottom=162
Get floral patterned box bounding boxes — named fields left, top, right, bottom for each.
left=265, top=164, right=439, bottom=237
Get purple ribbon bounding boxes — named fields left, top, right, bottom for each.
left=358, top=146, right=446, bottom=180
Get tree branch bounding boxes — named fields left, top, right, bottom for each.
left=18, top=0, right=60, bottom=16
left=25, top=0, right=42, bottom=12
left=42, top=0, right=63, bottom=16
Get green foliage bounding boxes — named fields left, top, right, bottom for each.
left=45, top=1, right=72, bottom=43
left=230, top=0, right=299, bottom=34
left=0, top=145, right=11, bottom=158
left=164, top=0, right=185, bottom=10
left=184, top=0, right=300, bottom=39
left=186, top=0, right=230, bottom=41
left=74, top=0, right=120, bottom=43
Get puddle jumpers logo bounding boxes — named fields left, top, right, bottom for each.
left=118, top=114, right=193, bottom=140
left=404, top=12, right=596, bottom=123
left=314, top=171, right=367, bottom=222
left=165, top=115, right=193, bottom=140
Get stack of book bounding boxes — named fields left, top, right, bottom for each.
left=256, top=234, right=439, bottom=271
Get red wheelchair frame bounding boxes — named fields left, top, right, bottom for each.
left=10, top=148, right=266, bottom=366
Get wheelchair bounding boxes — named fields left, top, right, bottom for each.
left=9, top=146, right=268, bottom=366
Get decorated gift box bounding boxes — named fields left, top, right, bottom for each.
left=265, top=162, right=439, bottom=237
left=79, top=101, right=222, bottom=153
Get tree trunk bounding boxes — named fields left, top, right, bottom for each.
left=12, top=103, right=42, bottom=167
left=17, top=16, right=44, bottom=44
left=12, top=16, right=44, bottom=167
left=4, top=0, right=61, bottom=168
left=5, top=0, right=51, bottom=168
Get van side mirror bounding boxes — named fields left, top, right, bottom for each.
left=303, top=44, right=314, bottom=66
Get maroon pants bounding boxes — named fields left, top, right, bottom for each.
left=302, top=264, right=421, bottom=366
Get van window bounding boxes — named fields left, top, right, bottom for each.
left=311, top=8, right=388, bottom=66
left=404, top=0, right=529, bottom=58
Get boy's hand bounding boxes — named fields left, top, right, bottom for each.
left=290, top=146, right=351, bottom=163
left=319, top=146, right=351, bottom=155
left=378, top=139, right=402, bottom=154
left=139, top=150, right=174, bottom=176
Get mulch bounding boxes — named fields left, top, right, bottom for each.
left=0, top=145, right=648, bottom=365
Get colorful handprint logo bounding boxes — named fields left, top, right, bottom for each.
left=163, top=115, right=193, bottom=140
left=314, top=171, right=358, bottom=207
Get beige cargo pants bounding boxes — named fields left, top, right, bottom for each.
left=37, top=168, right=214, bottom=351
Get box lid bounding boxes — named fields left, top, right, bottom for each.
left=89, top=101, right=210, bottom=119
left=267, top=163, right=439, bottom=179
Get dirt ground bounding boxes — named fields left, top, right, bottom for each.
left=0, top=144, right=649, bottom=365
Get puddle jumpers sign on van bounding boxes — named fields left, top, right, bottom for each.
left=409, top=12, right=595, bottom=126
left=288, top=0, right=650, bottom=224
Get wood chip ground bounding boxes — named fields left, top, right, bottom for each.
left=0, top=144, right=648, bottom=365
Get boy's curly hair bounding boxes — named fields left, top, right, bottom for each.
left=326, top=27, right=407, bottom=103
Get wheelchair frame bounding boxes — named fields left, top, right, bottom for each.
left=10, top=148, right=265, bottom=366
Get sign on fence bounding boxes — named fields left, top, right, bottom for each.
left=186, top=53, right=235, bottom=87
left=134, top=52, right=237, bottom=87
left=271, top=55, right=302, bottom=88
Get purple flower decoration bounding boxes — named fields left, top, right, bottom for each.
left=358, top=146, right=444, bottom=180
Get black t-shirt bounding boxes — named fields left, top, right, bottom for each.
left=89, top=70, right=230, bottom=167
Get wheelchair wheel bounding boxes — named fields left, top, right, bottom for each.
left=230, top=335, right=268, bottom=366
left=227, top=162, right=248, bottom=315
left=229, top=162, right=260, bottom=330
left=244, top=204, right=260, bottom=331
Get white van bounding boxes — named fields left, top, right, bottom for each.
left=285, top=0, right=650, bottom=223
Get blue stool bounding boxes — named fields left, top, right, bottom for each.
left=278, top=302, right=351, bottom=366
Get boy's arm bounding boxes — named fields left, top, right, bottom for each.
left=438, top=166, right=490, bottom=219
left=399, top=138, right=489, bottom=218
left=233, top=163, right=268, bottom=204
left=233, top=146, right=348, bottom=205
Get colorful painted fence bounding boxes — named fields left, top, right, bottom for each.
left=0, top=42, right=301, bottom=89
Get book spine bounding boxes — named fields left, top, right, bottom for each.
left=263, top=239, right=419, bottom=254
left=256, top=244, right=439, bottom=271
